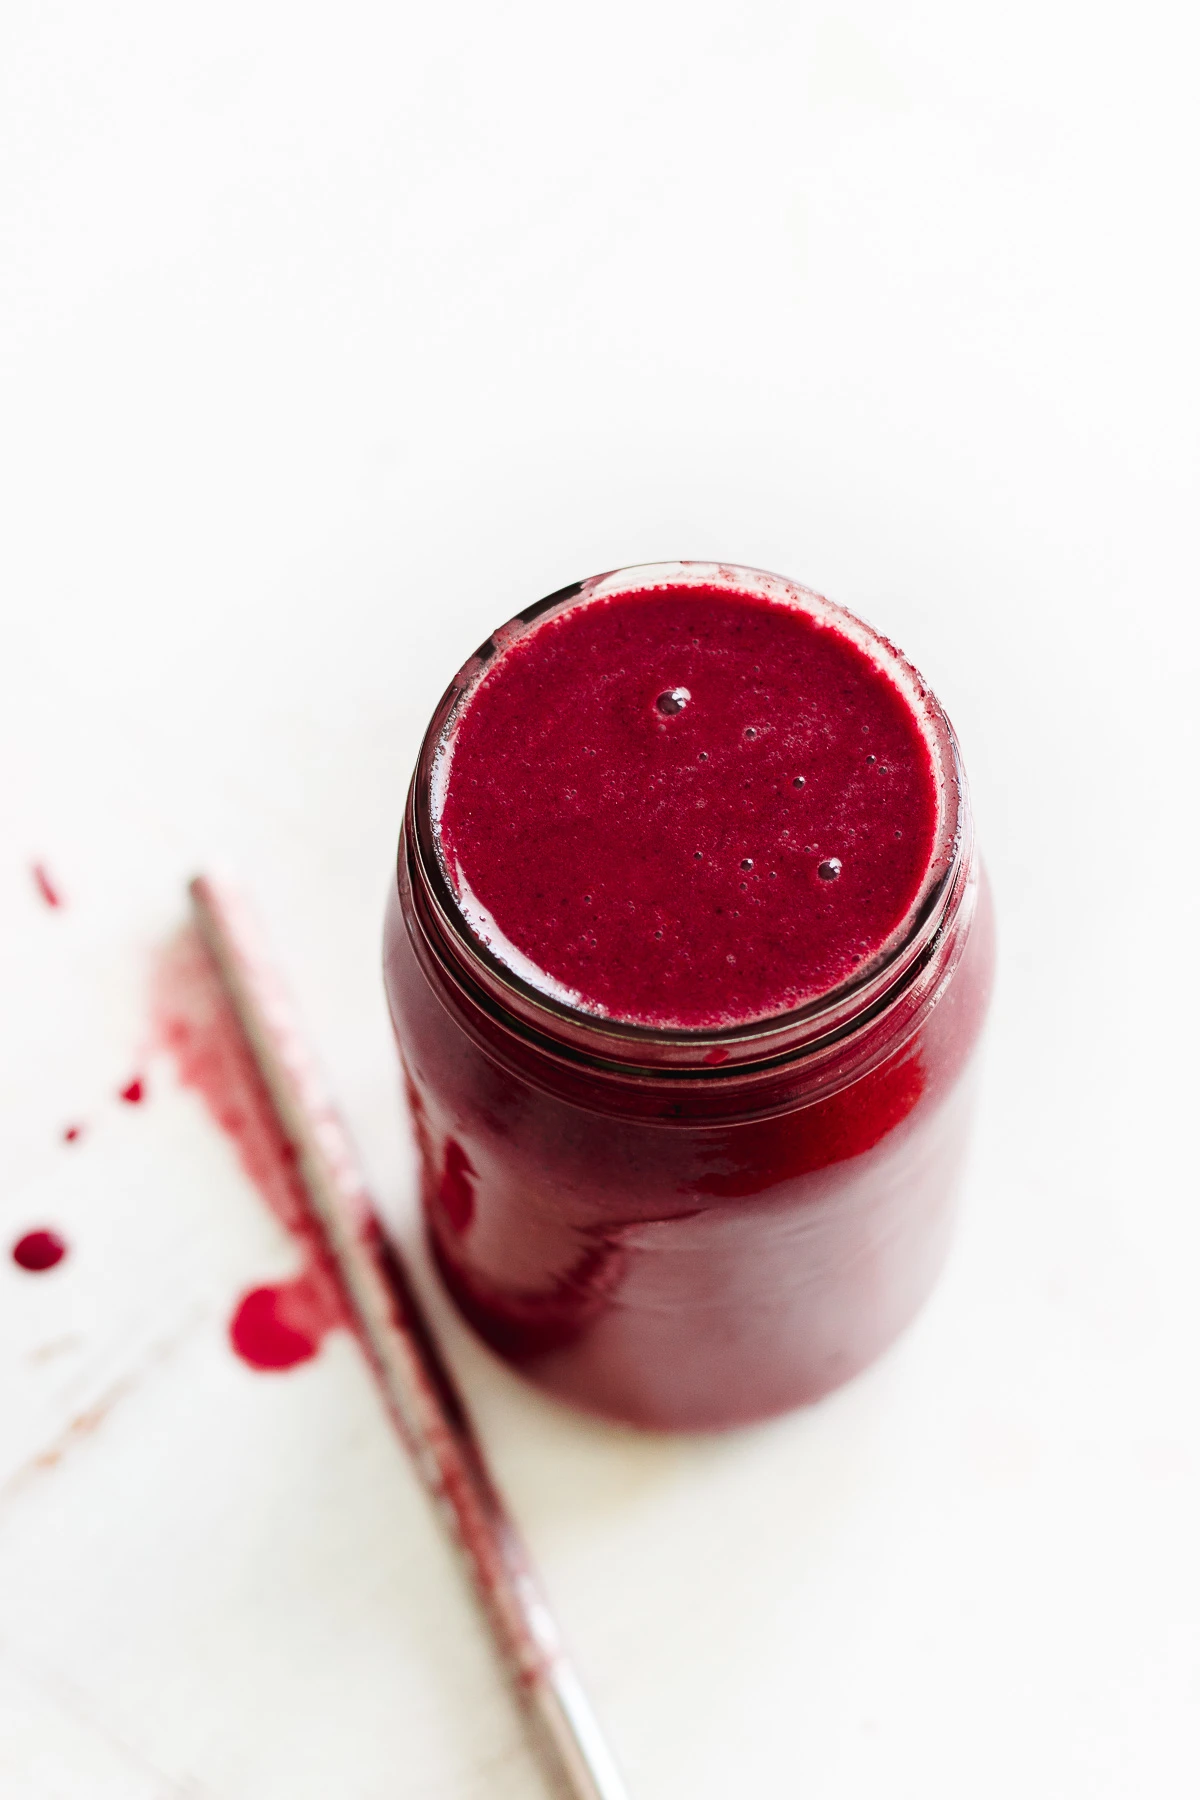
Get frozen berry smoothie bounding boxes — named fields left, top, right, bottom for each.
left=386, top=563, right=992, bottom=1430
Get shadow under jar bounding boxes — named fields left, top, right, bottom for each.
left=385, top=562, right=993, bottom=1431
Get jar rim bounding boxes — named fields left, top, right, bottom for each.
left=405, top=560, right=970, bottom=1075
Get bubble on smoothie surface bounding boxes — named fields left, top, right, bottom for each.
left=656, top=687, right=690, bottom=714
left=818, top=858, right=843, bottom=881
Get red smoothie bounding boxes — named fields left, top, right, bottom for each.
left=437, top=584, right=939, bottom=1029
left=386, top=563, right=992, bottom=1430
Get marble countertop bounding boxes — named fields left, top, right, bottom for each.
left=2, top=5, right=1197, bottom=1794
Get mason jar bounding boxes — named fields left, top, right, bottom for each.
left=384, top=563, right=993, bottom=1431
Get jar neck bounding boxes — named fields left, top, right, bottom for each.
left=400, top=797, right=976, bottom=1121
left=403, top=561, right=973, bottom=1109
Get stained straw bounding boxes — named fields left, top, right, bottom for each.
left=189, top=875, right=630, bottom=1800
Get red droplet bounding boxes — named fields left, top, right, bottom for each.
left=229, top=1279, right=326, bottom=1371
left=13, top=1229, right=68, bottom=1272
left=31, top=863, right=63, bottom=908
left=119, top=1076, right=145, bottom=1105
left=63, top=1123, right=84, bottom=1143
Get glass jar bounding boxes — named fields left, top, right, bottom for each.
left=384, top=563, right=993, bottom=1431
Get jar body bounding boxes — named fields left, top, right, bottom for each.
left=384, top=842, right=993, bottom=1432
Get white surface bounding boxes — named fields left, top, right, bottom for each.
left=2, top=3, right=1198, bottom=1795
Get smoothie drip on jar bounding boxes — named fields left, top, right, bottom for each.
left=435, top=584, right=940, bottom=1032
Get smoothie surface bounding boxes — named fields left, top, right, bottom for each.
left=436, top=583, right=940, bottom=1029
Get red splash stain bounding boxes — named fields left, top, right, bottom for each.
left=229, top=1274, right=332, bottom=1370
left=13, top=1229, right=68, bottom=1272
left=31, top=863, right=63, bottom=908
left=151, top=929, right=346, bottom=1372
left=119, top=1076, right=145, bottom=1104
left=63, top=1124, right=84, bottom=1144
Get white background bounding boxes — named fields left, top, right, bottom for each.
left=2, top=3, right=1198, bottom=1795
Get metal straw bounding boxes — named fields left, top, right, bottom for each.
left=189, top=875, right=630, bottom=1800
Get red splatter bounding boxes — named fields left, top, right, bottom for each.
left=31, top=863, right=63, bottom=908
left=229, top=1275, right=331, bottom=1370
left=151, top=929, right=347, bottom=1373
left=63, top=1124, right=84, bottom=1143
left=119, top=1076, right=145, bottom=1104
left=13, top=1230, right=68, bottom=1272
